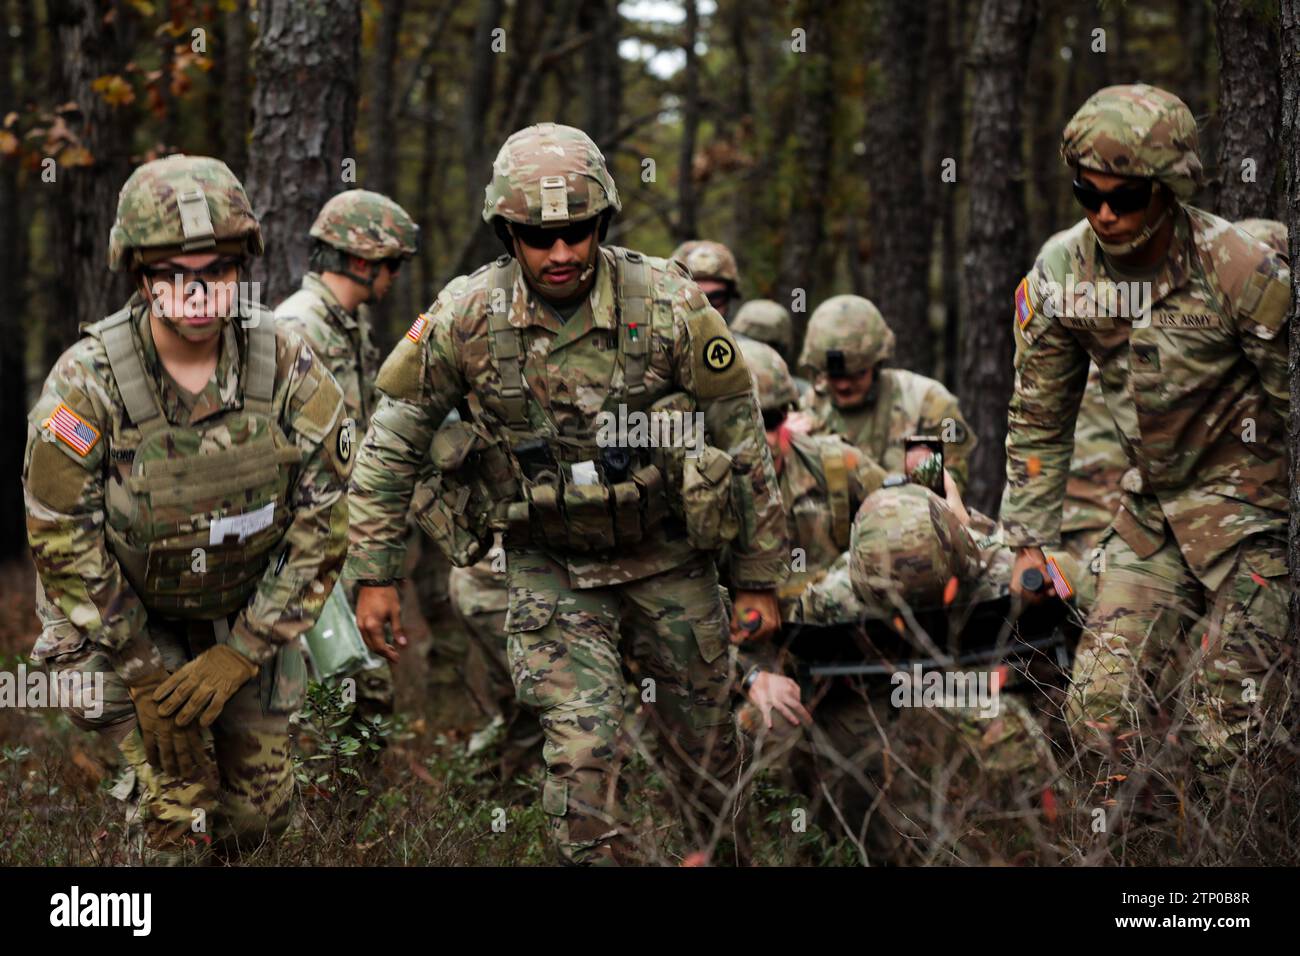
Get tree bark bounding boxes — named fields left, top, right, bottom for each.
left=221, top=0, right=251, bottom=180
left=676, top=0, right=701, bottom=242
left=368, top=0, right=405, bottom=198
left=925, top=0, right=967, bottom=390
left=1280, top=0, right=1299, bottom=653
left=582, top=0, right=622, bottom=149
left=247, top=0, right=360, bottom=307
left=960, top=0, right=1038, bottom=516
left=0, top=0, right=29, bottom=559
left=1212, top=0, right=1281, bottom=219
left=49, top=0, right=137, bottom=341
left=774, top=0, right=837, bottom=333
left=865, top=0, right=932, bottom=374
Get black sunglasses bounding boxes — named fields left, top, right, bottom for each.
left=761, top=407, right=789, bottom=430
left=142, top=256, right=242, bottom=284
left=705, top=288, right=735, bottom=311
left=381, top=257, right=406, bottom=274
left=511, top=217, right=600, bottom=250
left=1072, top=177, right=1153, bottom=215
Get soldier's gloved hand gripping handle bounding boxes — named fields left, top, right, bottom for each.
left=1010, top=547, right=1054, bottom=605
left=356, top=584, right=406, bottom=664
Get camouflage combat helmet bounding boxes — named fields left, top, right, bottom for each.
left=798, top=294, right=894, bottom=377
left=482, top=123, right=620, bottom=226
left=108, top=154, right=262, bottom=272
left=738, top=337, right=798, bottom=412
left=849, top=485, right=966, bottom=611
left=1236, top=218, right=1288, bottom=258
left=670, top=240, right=740, bottom=290
left=732, top=299, right=794, bottom=357
left=310, top=189, right=418, bottom=260
left=1061, top=84, right=1203, bottom=200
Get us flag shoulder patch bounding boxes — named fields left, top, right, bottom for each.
left=1015, top=277, right=1035, bottom=330
left=406, top=313, right=430, bottom=343
left=45, top=403, right=101, bottom=457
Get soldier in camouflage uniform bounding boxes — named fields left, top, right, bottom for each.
left=346, top=124, right=788, bottom=865
left=1004, top=85, right=1293, bottom=851
left=448, top=557, right=544, bottom=775
left=736, top=337, right=884, bottom=619
left=797, top=295, right=977, bottom=491
left=671, top=239, right=742, bottom=322
left=1058, top=362, right=1127, bottom=611
left=1236, top=218, right=1288, bottom=259
left=23, top=156, right=351, bottom=863
left=276, top=189, right=417, bottom=723
left=742, top=483, right=1064, bottom=864
left=732, top=298, right=811, bottom=400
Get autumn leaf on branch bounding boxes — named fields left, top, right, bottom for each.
left=90, top=74, right=136, bottom=108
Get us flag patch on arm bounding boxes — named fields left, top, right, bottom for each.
left=44, top=403, right=101, bottom=457
left=1015, top=277, right=1035, bottom=330
left=406, top=313, right=430, bottom=343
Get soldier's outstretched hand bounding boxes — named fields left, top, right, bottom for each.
left=746, top=671, right=812, bottom=729
left=357, top=585, right=407, bottom=663
left=1010, top=547, right=1055, bottom=604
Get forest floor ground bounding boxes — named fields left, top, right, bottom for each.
left=0, top=556, right=854, bottom=867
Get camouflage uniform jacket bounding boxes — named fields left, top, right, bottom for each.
left=1061, top=362, right=1126, bottom=535
left=24, top=294, right=352, bottom=678
left=800, top=367, right=976, bottom=490
left=1004, top=208, right=1290, bottom=590
left=775, top=430, right=884, bottom=600
left=275, top=272, right=381, bottom=434
left=346, top=246, right=788, bottom=590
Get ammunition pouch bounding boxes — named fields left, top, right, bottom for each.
left=504, top=438, right=668, bottom=554
left=413, top=420, right=516, bottom=568
left=645, top=391, right=740, bottom=552
left=680, top=446, right=740, bottom=551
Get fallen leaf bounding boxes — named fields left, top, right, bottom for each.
left=1040, top=786, right=1058, bottom=824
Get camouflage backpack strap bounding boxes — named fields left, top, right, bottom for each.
left=243, top=306, right=277, bottom=415
left=99, top=307, right=167, bottom=436
left=612, top=247, right=651, bottom=398
left=820, top=441, right=851, bottom=551
left=485, top=255, right=530, bottom=428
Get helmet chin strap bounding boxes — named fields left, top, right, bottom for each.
left=1093, top=203, right=1171, bottom=257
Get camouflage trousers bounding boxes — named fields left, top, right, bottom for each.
left=1058, top=526, right=1108, bottom=615
left=1067, top=531, right=1294, bottom=856
left=743, top=678, right=1063, bottom=864
left=43, top=621, right=295, bottom=864
left=449, top=564, right=544, bottom=773
left=505, top=549, right=743, bottom=865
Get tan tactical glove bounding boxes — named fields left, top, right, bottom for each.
left=154, top=644, right=259, bottom=728
left=126, top=669, right=209, bottom=779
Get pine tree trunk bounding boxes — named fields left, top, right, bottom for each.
left=960, top=0, right=1038, bottom=516
left=1279, top=0, right=1300, bottom=650
left=676, top=0, right=701, bottom=242
left=221, top=0, right=251, bottom=180
left=1213, top=0, right=1282, bottom=219
left=775, top=0, right=837, bottom=330
left=0, top=0, right=29, bottom=559
left=865, top=0, right=932, bottom=375
left=49, top=0, right=136, bottom=339
left=247, top=0, right=360, bottom=307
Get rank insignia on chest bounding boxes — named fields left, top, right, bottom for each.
left=406, top=313, right=430, bottom=343
left=1015, top=277, right=1034, bottom=330
left=44, top=403, right=101, bottom=457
